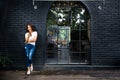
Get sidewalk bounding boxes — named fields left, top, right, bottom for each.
left=0, top=70, right=120, bottom=80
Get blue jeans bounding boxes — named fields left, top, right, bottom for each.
left=25, top=44, right=35, bottom=67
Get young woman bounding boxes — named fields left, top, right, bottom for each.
left=24, top=24, right=38, bottom=75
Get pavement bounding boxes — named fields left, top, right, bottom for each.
left=0, top=70, right=120, bottom=80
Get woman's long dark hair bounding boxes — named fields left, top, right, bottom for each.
left=26, top=23, right=36, bottom=32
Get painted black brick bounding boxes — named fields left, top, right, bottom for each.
left=0, top=0, right=8, bottom=54
left=0, top=0, right=120, bottom=70
left=0, top=0, right=52, bottom=70
left=84, top=0, right=120, bottom=65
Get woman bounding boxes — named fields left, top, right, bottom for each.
left=24, top=24, right=38, bottom=75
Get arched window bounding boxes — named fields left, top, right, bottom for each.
left=46, top=1, right=91, bottom=64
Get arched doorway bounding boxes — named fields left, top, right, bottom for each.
left=46, top=1, right=91, bottom=64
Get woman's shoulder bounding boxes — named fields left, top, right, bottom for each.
left=33, top=31, right=37, bottom=33
left=32, top=31, right=38, bottom=35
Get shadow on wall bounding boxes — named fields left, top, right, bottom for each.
left=5, top=30, right=26, bottom=68
left=36, top=32, right=42, bottom=49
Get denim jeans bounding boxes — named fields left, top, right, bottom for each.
left=25, top=44, right=35, bottom=67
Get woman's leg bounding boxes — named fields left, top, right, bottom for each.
left=25, top=44, right=30, bottom=67
left=25, top=44, right=31, bottom=74
left=29, top=45, right=35, bottom=71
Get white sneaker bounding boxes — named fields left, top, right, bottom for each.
left=31, top=65, right=33, bottom=71
left=27, top=70, right=30, bottom=75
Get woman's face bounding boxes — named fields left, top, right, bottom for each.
left=27, top=25, right=32, bottom=32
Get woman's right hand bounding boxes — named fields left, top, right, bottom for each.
left=25, top=33, right=30, bottom=43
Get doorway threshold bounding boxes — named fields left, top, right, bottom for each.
left=44, top=64, right=120, bottom=70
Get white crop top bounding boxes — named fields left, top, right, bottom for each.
left=25, top=31, right=38, bottom=45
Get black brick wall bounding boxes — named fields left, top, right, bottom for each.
left=0, top=0, right=120, bottom=70
left=83, top=0, right=120, bottom=65
left=0, top=0, right=52, bottom=70
left=0, top=0, right=8, bottom=54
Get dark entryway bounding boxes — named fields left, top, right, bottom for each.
left=46, top=1, right=91, bottom=64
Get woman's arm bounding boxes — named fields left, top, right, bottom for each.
left=28, top=32, right=38, bottom=42
left=25, top=33, right=30, bottom=43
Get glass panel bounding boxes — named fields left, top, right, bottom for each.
left=70, top=52, right=80, bottom=64
left=47, top=26, right=58, bottom=64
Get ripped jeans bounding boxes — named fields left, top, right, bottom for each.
left=25, top=44, right=35, bottom=67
